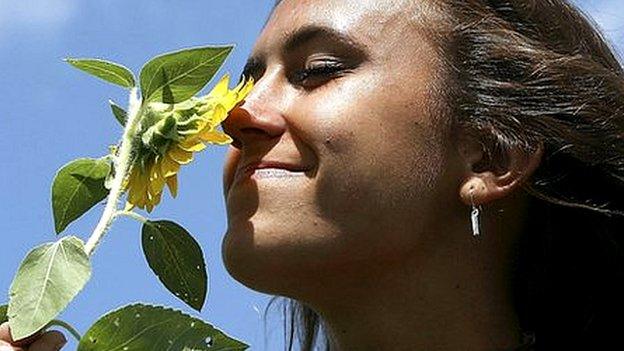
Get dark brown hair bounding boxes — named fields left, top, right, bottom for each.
left=266, top=0, right=624, bottom=350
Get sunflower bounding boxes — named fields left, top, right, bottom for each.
left=123, top=74, right=254, bottom=212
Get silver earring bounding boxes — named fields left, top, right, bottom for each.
left=469, top=189, right=481, bottom=236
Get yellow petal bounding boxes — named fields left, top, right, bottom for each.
left=210, top=104, right=228, bottom=126
left=237, top=77, right=255, bottom=103
left=179, top=139, right=207, bottom=152
left=132, top=188, right=148, bottom=209
left=161, top=154, right=180, bottom=177
left=124, top=201, right=135, bottom=212
left=178, top=116, right=208, bottom=136
left=168, top=146, right=194, bottom=165
left=121, top=177, right=130, bottom=192
left=194, top=118, right=210, bottom=133
left=220, top=93, right=239, bottom=112
left=148, top=161, right=166, bottom=197
left=196, top=103, right=227, bottom=130
left=129, top=191, right=145, bottom=209
left=222, top=77, right=254, bottom=111
left=144, top=185, right=161, bottom=212
left=125, top=170, right=137, bottom=193
left=127, top=171, right=146, bottom=206
left=134, top=174, right=151, bottom=209
left=166, top=175, right=178, bottom=198
left=208, top=74, right=230, bottom=98
left=198, top=129, right=233, bottom=145
left=149, top=189, right=163, bottom=206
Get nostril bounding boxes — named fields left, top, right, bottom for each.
left=228, top=128, right=272, bottom=149
left=240, top=127, right=267, bottom=135
left=230, top=136, right=243, bottom=149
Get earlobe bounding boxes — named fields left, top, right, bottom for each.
left=459, top=142, right=544, bottom=207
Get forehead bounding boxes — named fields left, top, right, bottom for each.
left=256, top=0, right=434, bottom=54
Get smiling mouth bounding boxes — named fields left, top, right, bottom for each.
left=231, top=166, right=310, bottom=188
left=252, top=168, right=308, bottom=178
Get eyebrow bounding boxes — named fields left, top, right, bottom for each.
left=241, top=25, right=368, bottom=81
left=282, top=25, right=367, bottom=55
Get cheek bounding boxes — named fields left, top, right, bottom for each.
left=304, top=78, right=450, bottom=259
left=315, top=123, right=445, bottom=234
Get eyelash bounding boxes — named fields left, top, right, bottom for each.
left=239, top=58, right=351, bottom=88
left=292, top=60, right=348, bottom=86
left=240, top=58, right=264, bottom=83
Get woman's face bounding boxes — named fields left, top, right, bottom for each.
left=221, top=0, right=463, bottom=296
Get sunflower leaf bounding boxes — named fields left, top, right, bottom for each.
left=108, top=99, right=128, bottom=126
left=0, top=304, right=8, bottom=324
left=77, top=303, right=248, bottom=351
left=140, top=45, right=233, bottom=103
left=141, top=220, right=207, bottom=311
left=52, top=158, right=111, bottom=234
left=8, top=236, right=91, bottom=341
left=65, top=58, right=136, bottom=88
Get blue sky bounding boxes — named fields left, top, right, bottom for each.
left=0, top=1, right=622, bottom=350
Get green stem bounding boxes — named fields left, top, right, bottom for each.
left=46, top=319, right=82, bottom=342
left=114, top=210, right=148, bottom=224
left=84, top=88, right=143, bottom=256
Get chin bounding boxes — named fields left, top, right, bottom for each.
left=220, top=215, right=350, bottom=296
left=221, top=219, right=304, bottom=295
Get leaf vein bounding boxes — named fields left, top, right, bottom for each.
left=145, top=49, right=229, bottom=101
left=30, top=243, right=60, bottom=324
left=77, top=61, right=133, bottom=87
left=104, top=317, right=176, bottom=351
left=156, top=226, right=194, bottom=301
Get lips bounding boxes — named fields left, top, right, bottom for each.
left=231, top=160, right=311, bottom=187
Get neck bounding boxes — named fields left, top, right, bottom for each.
left=300, top=196, right=529, bottom=351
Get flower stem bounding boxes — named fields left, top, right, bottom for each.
left=84, top=88, right=142, bottom=256
left=114, top=210, right=148, bottom=224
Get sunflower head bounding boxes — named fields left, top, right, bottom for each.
left=124, top=74, right=254, bottom=212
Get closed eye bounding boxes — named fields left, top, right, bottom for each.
left=290, top=56, right=353, bottom=89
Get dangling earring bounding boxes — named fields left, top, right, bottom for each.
left=469, top=188, right=481, bottom=236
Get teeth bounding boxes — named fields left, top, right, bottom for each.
left=253, top=168, right=306, bottom=178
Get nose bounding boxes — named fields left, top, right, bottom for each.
left=221, top=72, right=287, bottom=150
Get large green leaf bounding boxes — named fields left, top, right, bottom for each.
left=109, top=99, right=128, bottom=126
left=8, top=237, right=91, bottom=340
left=140, top=45, right=233, bottom=103
left=0, top=304, right=7, bottom=324
left=65, top=58, right=136, bottom=88
left=52, top=158, right=111, bottom=234
left=142, top=220, right=207, bottom=311
left=77, top=304, right=248, bottom=351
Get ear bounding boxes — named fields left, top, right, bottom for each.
left=456, top=133, right=544, bottom=207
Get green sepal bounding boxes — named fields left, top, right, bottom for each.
left=108, top=100, right=128, bottom=126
